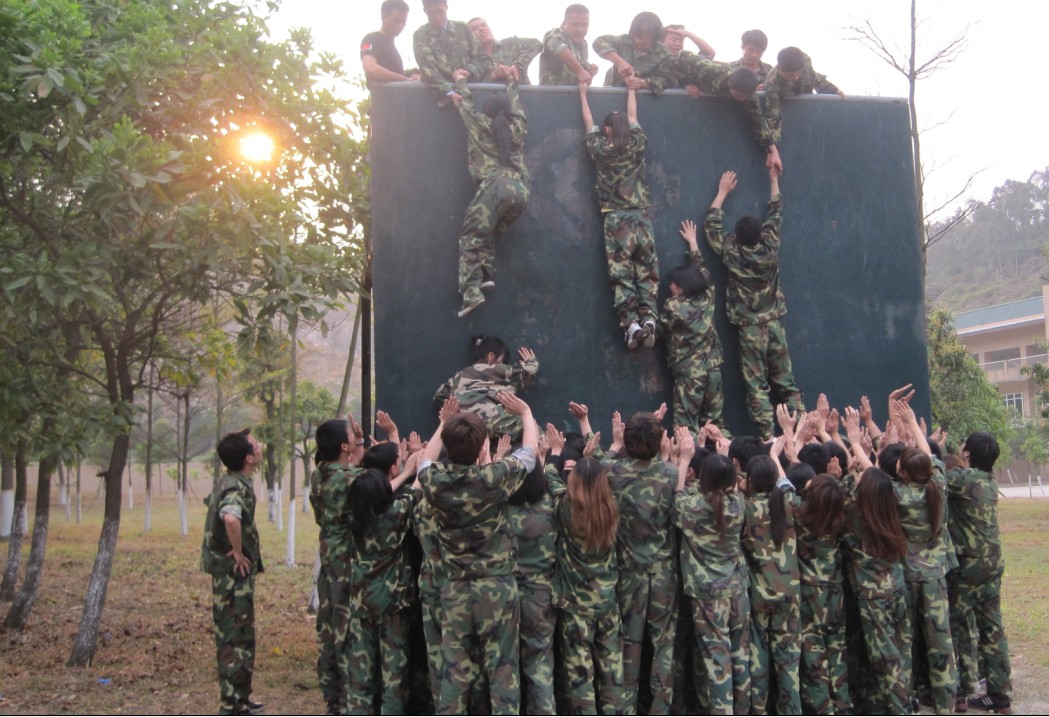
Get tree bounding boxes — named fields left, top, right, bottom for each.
left=0, top=0, right=364, bottom=665
left=927, top=309, right=1011, bottom=444
left=848, top=0, right=975, bottom=271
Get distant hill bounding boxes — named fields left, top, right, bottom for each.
left=926, top=168, right=1049, bottom=314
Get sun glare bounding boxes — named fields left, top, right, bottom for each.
left=238, top=130, right=276, bottom=165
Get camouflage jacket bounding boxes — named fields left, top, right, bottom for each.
left=455, top=78, right=529, bottom=183
left=434, top=355, right=538, bottom=439
left=482, top=37, right=542, bottom=84
left=308, top=461, right=360, bottom=578
left=670, top=53, right=773, bottom=150
left=792, top=485, right=842, bottom=587
left=894, top=472, right=952, bottom=581
left=592, top=34, right=674, bottom=95
left=585, top=123, right=649, bottom=211
left=763, top=53, right=841, bottom=145
left=200, top=471, right=264, bottom=576
left=704, top=194, right=786, bottom=326
left=508, top=469, right=557, bottom=588
left=840, top=496, right=905, bottom=599
left=547, top=466, right=618, bottom=616
left=661, top=250, right=722, bottom=373
left=945, top=467, right=1003, bottom=562
left=413, top=493, right=446, bottom=599
left=419, top=448, right=533, bottom=580
left=742, top=492, right=800, bottom=608
left=348, top=484, right=418, bottom=615
left=413, top=19, right=494, bottom=102
left=604, top=456, right=677, bottom=572
left=673, top=487, right=749, bottom=600
left=727, top=57, right=773, bottom=85
left=539, top=26, right=589, bottom=85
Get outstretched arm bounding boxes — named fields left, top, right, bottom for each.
left=770, top=165, right=780, bottom=198
left=626, top=87, right=638, bottom=125
left=579, top=83, right=595, bottom=131
left=710, top=171, right=737, bottom=210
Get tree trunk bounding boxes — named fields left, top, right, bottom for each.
left=287, top=316, right=297, bottom=566
left=68, top=431, right=128, bottom=666
left=127, top=435, right=134, bottom=511
left=337, top=298, right=363, bottom=415
left=76, top=458, right=82, bottom=525
left=61, top=461, right=71, bottom=521
left=5, top=439, right=57, bottom=629
left=180, top=392, right=190, bottom=536
left=308, top=547, right=321, bottom=613
left=0, top=449, right=13, bottom=538
left=145, top=366, right=154, bottom=533
left=0, top=439, right=29, bottom=601
left=57, top=460, right=68, bottom=507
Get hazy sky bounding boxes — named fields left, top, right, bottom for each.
left=271, top=0, right=1048, bottom=219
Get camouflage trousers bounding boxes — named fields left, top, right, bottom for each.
left=316, top=568, right=350, bottom=710
left=344, top=605, right=411, bottom=715
left=948, top=557, right=1011, bottom=696
left=617, top=564, right=678, bottom=714
left=211, top=572, right=256, bottom=714
left=904, top=577, right=958, bottom=715
left=691, top=591, right=752, bottom=716
left=736, top=319, right=803, bottom=437
left=799, top=581, right=850, bottom=715
left=602, top=209, right=660, bottom=330
left=559, top=606, right=625, bottom=715
left=420, top=580, right=445, bottom=708
left=519, top=582, right=557, bottom=715
left=459, top=175, right=530, bottom=302
left=672, top=593, right=710, bottom=714
left=858, top=590, right=911, bottom=716
left=749, top=597, right=801, bottom=715
left=438, top=575, right=520, bottom=715
left=672, top=363, right=725, bottom=434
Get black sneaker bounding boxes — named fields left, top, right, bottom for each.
left=241, top=699, right=265, bottom=715
left=968, top=693, right=1011, bottom=715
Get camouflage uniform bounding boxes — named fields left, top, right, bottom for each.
left=895, top=473, right=958, bottom=715
left=413, top=19, right=494, bottom=105
left=345, top=484, right=418, bottom=714
left=604, top=455, right=679, bottom=714
left=508, top=472, right=558, bottom=715
left=727, top=58, right=773, bottom=86
left=944, top=467, right=1011, bottom=698
left=673, top=486, right=751, bottom=716
left=481, top=37, right=542, bottom=84
left=661, top=249, right=724, bottom=432
left=840, top=499, right=911, bottom=716
left=308, top=461, right=361, bottom=713
left=452, top=77, right=530, bottom=307
left=419, top=447, right=535, bottom=715
left=670, top=53, right=775, bottom=153
left=413, top=495, right=446, bottom=708
left=433, top=353, right=538, bottom=440
left=794, top=510, right=850, bottom=714
left=539, top=26, right=590, bottom=85
left=548, top=466, right=624, bottom=715
left=763, top=53, right=841, bottom=145
left=592, top=34, right=674, bottom=95
left=585, top=123, right=659, bottom=330
left=200, top=471, right=264, bottom=715
left=704, top=194, right=803, bottom=437
left=742, top=492, right=801, bottom=715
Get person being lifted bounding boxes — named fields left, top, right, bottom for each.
left=413, top=0, right=494, bottom=106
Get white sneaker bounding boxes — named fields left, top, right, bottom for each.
left=625, top=321, right=642, bottom=349
left=641, top=320, right=657, bottom=348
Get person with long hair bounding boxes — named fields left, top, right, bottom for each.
left=741, top=452, right=801, bottom=715
left=546, top=426, right=623, bottom=715
left=450, top=70, right=530, bottom=318
left=673, top=432, right=751, bottom=715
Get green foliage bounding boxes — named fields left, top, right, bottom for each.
left=927, top=308, right=1012, bottom=445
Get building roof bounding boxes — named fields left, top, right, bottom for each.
left=955, top=295, right=1044, bottom=331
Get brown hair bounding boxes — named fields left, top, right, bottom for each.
left=857, top=467, right=907, bottom=562
left=567, top=457, right=619, bottom=553
left=699, top=454, right=738, bottom=536
left=441, top=413, right=488, bottom=465
left=897, top=446, right=943, bottom=538
left=796, top=474, right=846, bottom=539
left=624, top=412, right=662, bottom=460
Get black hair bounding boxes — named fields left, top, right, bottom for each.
left=734, top=215, right=762, bottom=246
left=877, top=441, right=906, bottom=479
left=602, top=110, right=631, bottom=151
left=314, top=419, right=349, bottom=465
left=483, top=92, right=514, bottom=168
left=363, top=441, right=400, bottom=474
left=727, top=67, right=759, bottom=96
left=628, top=11, right=664, bottom=43
left=666, top=262, right=709, bottom=298
left=471, top=334, right=509, bottom=364
left=798, top=443, right=830, bottom=475
left=740, top=29, right=768, bottom=51
left=746, top=455, right=789, bottom=548
left=963, top=431, right=999, bottom=472
left=688, top=447, right=712, bottom=480
left=699, top=454, right=738, bottom=536
left=728, top=435, right=767, bottom=473
left=218, top=428, right=253, bottom=472
left=624, top=412, right=663, bottom=461
left=381, top=0, right=409, bottom=14
left=786, top=461, right=815, bottom=491
left=928, top=439, right=943, bottom=461
left=509, top=460, right=548, bottom=506
left=777, top=46, right=806, bottom=73
left=349, top=469, right=394, bottom=544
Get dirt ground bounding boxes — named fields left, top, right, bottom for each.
left=0, top=483, right=1046, bottom=714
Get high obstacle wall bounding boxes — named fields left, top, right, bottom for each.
left=370, top=83, right=928, bottom=437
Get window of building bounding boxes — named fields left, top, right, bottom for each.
left=1003, top=393, right=1024, bottom=415
left=986, top=347, right=1021, bottom=363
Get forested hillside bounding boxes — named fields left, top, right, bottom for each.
left=927, top=168, right=1049, bottom=313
